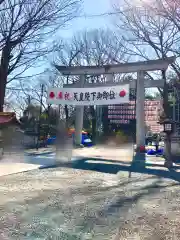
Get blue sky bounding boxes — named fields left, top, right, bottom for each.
left=60, top=0, right=112, bottom=38
left=19, top=0, right=113, bottom=81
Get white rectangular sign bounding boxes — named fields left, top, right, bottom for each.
left=47, top=85, right=129, bottom=106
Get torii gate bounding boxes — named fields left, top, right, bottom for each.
left=55, top=57, right=175, bottom=149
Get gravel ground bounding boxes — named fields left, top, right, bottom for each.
left=0, top=166, right=179, bottom=239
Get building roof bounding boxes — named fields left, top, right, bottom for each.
left=0, top=112, right=21, bottom=126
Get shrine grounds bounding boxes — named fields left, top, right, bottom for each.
left=0, top=145, right=179, bottom=239
left=0, top=164, right=180, bottom=239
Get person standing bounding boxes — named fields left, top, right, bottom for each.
left=155, top=133, right=161, bottom=153
left=146, top=131, right=153, bottom=145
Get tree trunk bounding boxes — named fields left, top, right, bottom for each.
left=0, top=76, right=6, bottom=112
left=0, top=45, right=11, bottom=112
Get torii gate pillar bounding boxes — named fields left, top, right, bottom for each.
left=75, top=104, right=84, bottom=145
left=74, top=75, right=85, bottom=145
left=136, top=71, right=145, bottom=148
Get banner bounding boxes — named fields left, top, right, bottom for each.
left=108, top=100, right=163, bottom=133
left=47, top=85, right=129, bottom=106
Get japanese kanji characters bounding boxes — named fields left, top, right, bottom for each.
left=108, top=100, right=161, bottom=125
left=72, top=90, right=116, bottom=102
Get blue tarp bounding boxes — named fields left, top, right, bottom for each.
left=147, top=148, right=164, bottom=155
left=47, top=133, right=93, bottom=146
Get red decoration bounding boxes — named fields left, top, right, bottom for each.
left=58, top=92, right=63, bottom=99
left=49, top=92, right=55, bottom=98
left=119, top=90, right=126, bottom=97
left=139, top=145, right=145, bottom=152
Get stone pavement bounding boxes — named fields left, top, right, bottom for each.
left=25, top=147, right=55, bottom=155
left=72, top=146, right=167, bottom=169
left=24, top=145, right=134, bottom=158
left=23, top=145, right=164, bottom=163
left=0, top=162, right=40, bottom=177
left=0, top=153, right=41, bottom=176
left=0, top=145, right=176, bottom=177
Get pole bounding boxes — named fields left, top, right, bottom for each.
left=74, top=75, right=85, bottom=146
left=134, top=77, right=138, bottom=144
left=136, top=71, right=145, bottom=150
left=36, top=84, right=44, bottom=150
left=162, top=70, right=173, bottom=168
left=46, top=104, right=51, bottom=145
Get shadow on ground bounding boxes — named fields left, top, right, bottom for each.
left=42, top=152, right=180, bottom=182
left=0, top=167, right=179, bottom=239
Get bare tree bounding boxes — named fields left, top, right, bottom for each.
left=151, top=0, right=180, bottom=33
left=147, top=0, right=180, bottom=75
left=55, top=28, right=128, bottom=139
left=112, top=1, right=180, bottom=167
left=113, top=1, right=179, bottom=73
left=0, top=0, right=5, bottom=5
left=0, top=0, right=82, bottom=111
left=5, top=91, right=28, bottom=117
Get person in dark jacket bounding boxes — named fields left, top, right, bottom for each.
left=146, top=131, right=153, bottom=145
left=154, top=133, right=161, bottom=153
